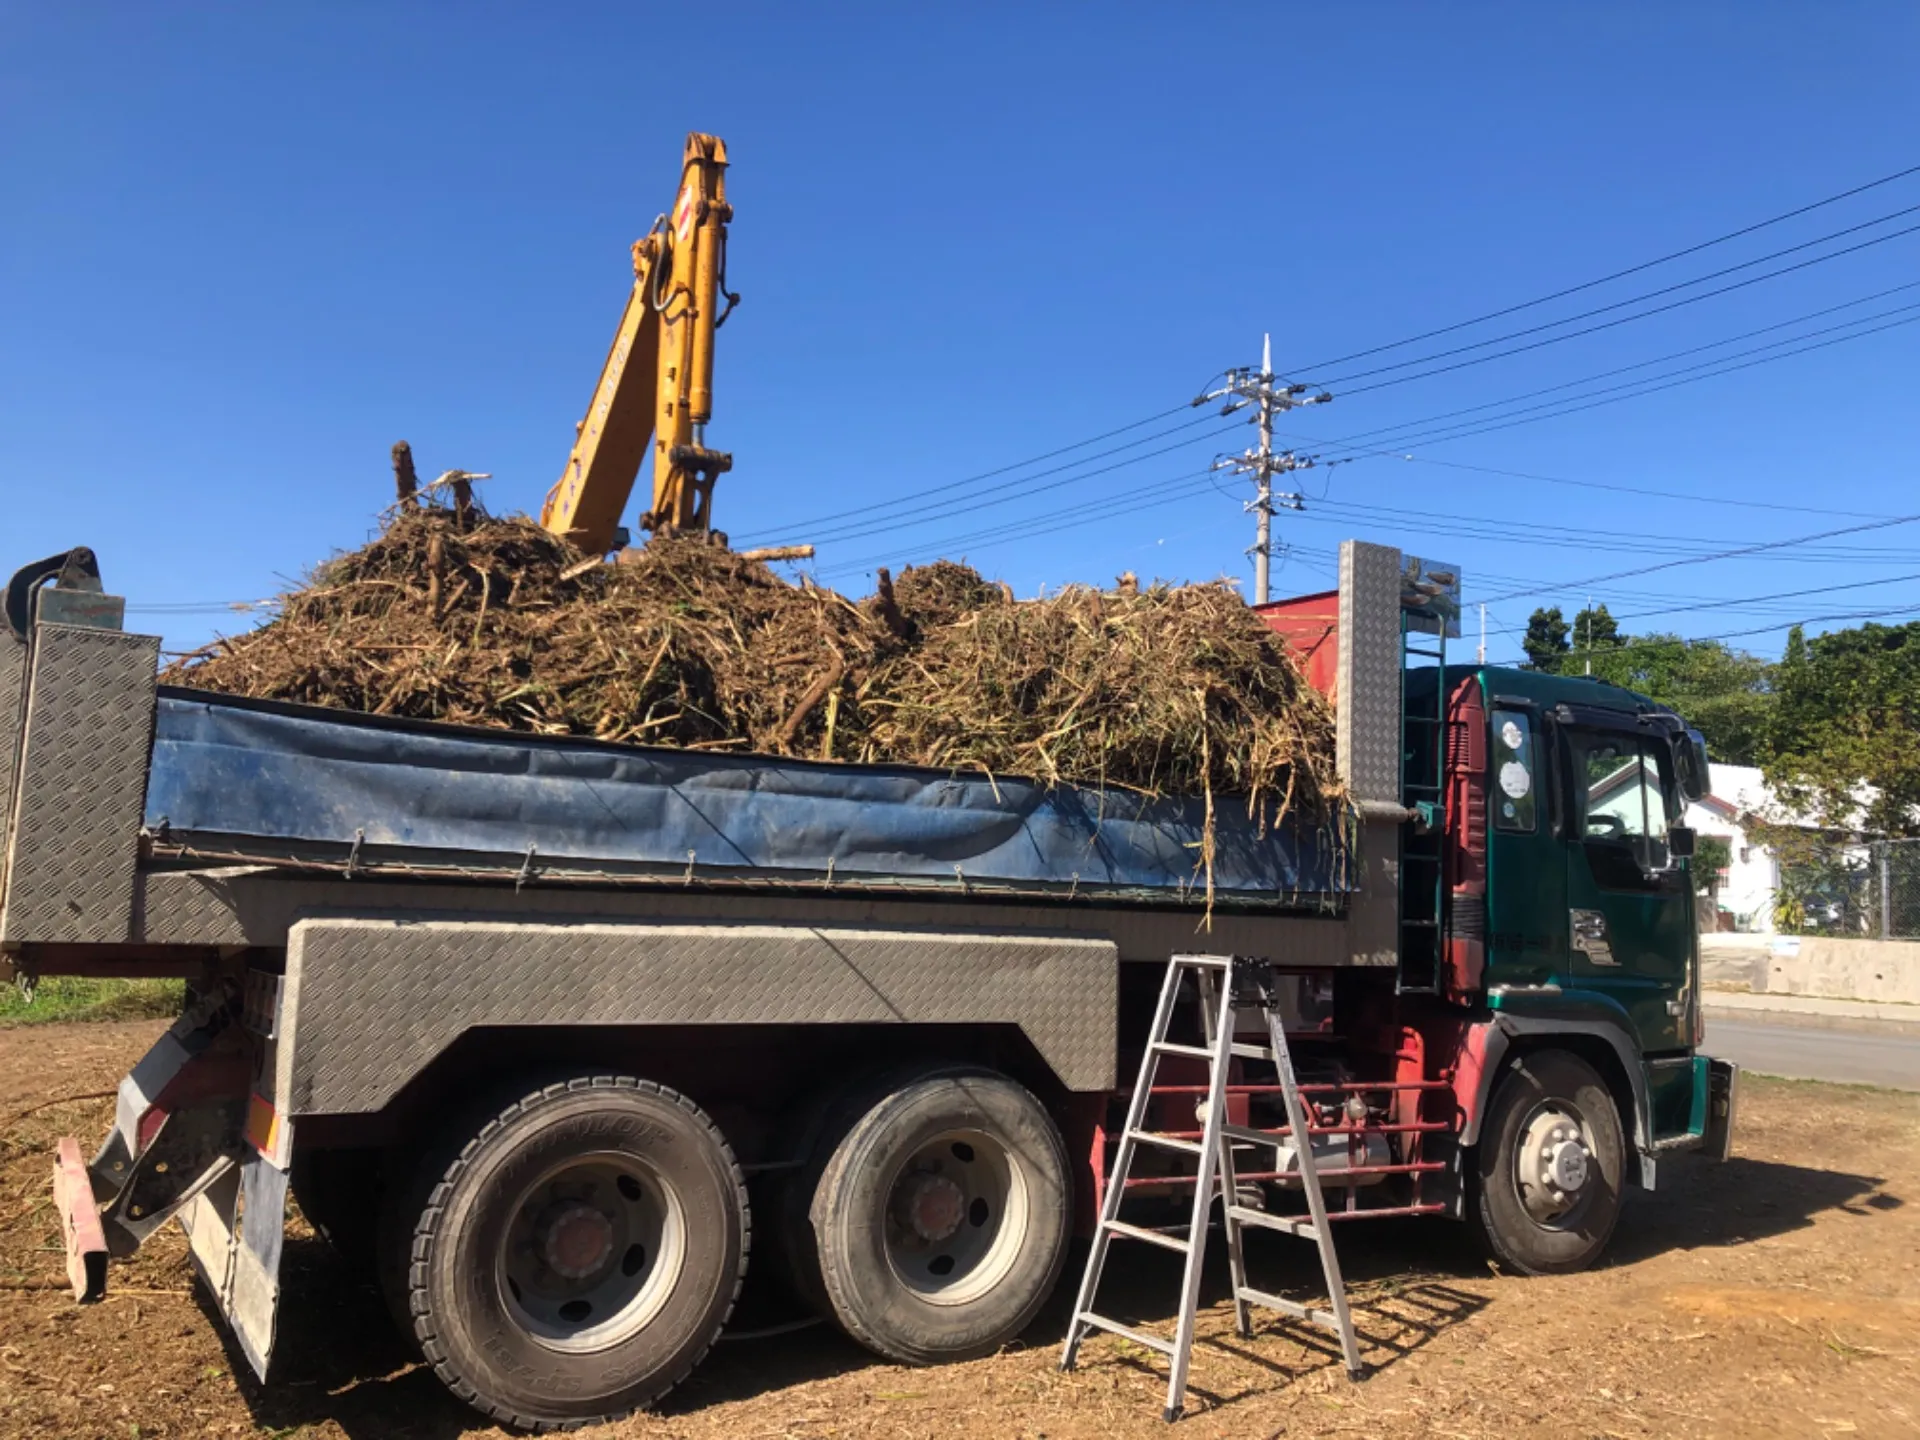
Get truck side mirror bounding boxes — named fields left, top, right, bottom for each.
left=1675, top=728, right=1711, bottom=802
left=1668, top=825, right=1696, bottom=860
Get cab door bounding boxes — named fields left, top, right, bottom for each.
left=1562, top=725, right=1693, bottom=1052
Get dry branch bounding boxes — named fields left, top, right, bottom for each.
left=162, top=506, right=1342, bottom=832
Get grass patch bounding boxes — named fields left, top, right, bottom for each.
left=0, top=976, right=183, bottom=1027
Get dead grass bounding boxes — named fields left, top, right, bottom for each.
left=3, top=1028, right=1917, bottom=1440
left=162, top=504, right=1342, bottom=831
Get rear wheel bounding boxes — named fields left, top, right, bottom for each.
left=1469, top=1049, right=1625, bottom=1275
left=389, top=1075, right=747, bottom=1431
left=798, top=1068, right=1070, bottom=1364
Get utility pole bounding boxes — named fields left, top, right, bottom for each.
left=1584, top=594, right=1593, bottom=676
left=1195, top=336, right=1331, bottom=604
left=1478, top=603, right=1487, bottom=665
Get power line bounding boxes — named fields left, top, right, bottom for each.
left=805, top=434, right=1920, bottom=592
left=1483, top=570, right=1920, bottom=637
left=1484, top=511, right=1920, bottom=604
left=816, top=468, right=1225, bottom=577
left=128, top=600, right=276, bottom=614
left=1291, top=308, right=1920, bottom=465
left=728, top=401, right=1198, bottom=544
left=756, top=209, right=1920, bottom=555
left=778, top=420, right=1243, bottom=550
left=1336, top=309, right=1920, bottom=454
left=1276, top=440, right=1889, bottom=521
left=1299, top=497, right=1918, bottom=566
left=1554, top=605, right=1919, bottom=659
left=1312, top=282, right=1920, bottom=452
left=1285, top=162, right=1920, bottom=374
left=1314, top=211, right=1920, bottom=397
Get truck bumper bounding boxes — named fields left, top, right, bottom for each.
left=1703, top=1057, right=1739, bottom=1162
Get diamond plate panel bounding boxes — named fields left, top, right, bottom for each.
left=1, top=625, right=159, bottom=943
left=280, top=920, right=1118, bottom=1111
left=1337, top=540, right=1404, bottom=805
left=0, top=637, right=25, bottom=901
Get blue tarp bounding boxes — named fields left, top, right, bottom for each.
left=144, top=689, right=1346, bottom=904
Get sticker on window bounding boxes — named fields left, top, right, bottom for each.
left=1491, top=708, right=1537, bottom=832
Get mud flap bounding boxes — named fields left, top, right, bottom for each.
left=179, top=1141, right=291, bottom=1380
left=1703, top=1058, right=1739, bottom=1163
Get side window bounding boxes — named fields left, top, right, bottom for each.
left=1490, top=708, right=1537, bottom=832
left=1572, top=732, right=1670, bottom=870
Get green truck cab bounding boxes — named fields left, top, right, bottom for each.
left=1424, top=661, right=1733, bottom=1272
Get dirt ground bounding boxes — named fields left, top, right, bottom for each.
left=3, top=1023, right=1917, bottom=1440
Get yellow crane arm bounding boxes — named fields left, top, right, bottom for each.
left=541, top=133, right=735, bottom=553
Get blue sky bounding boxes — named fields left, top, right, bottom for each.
left=4, top=3, right=1917, bottom=664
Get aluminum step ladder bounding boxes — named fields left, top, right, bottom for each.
left=1059, top=953, right=1363, bottom=1421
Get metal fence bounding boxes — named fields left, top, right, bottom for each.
left=1775, top=836, right=1920, bottom=938
left=1863, top=837, right=1920, bottom=940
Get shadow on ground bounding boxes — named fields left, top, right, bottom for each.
left=217, top=1151, right=1885, bottom=1438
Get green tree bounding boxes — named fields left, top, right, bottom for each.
left=1766, top=620, right=1920, bottom=837
left=1584, top=633, right=1773, bottom=766
left=1522, top=606, right=1570, bottom=671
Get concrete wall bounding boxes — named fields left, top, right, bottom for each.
left=1701, top=932, right=1920, bottom=1005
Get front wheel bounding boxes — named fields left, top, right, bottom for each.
left=801, top=1068, right=1070, bottom=1364
left=390, top=1075, right=747, bottom=1431
left=1468, top=1048, right=1625, bottom=1275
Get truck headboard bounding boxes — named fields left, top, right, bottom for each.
left=0, top=594, right=159, bottom=947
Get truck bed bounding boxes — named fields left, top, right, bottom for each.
left=143, top=687, right=1349, bottom=910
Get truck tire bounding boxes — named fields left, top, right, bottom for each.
left=801, top=1068, right=1070, bottom=1365
left=1468, top=1049, right=1625, bottom=1275
left=391, top=1075, right=748, bottom=1431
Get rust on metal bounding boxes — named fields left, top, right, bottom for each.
left=52, top=1136, right=107, bottom=1302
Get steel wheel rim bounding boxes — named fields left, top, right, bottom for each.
left=1512, top=1099, right=1598, bottom=1230
left=496, top=1150, right=687, bottom=1353
left=882, top=1127, right=1029, bottom=1306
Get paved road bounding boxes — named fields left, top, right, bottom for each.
left=1706, top=1014, right=1920, bottom=1091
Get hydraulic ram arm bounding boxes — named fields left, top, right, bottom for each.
left=541, top=132, right=736, bottom=554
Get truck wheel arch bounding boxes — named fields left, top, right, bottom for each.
left=1463, top=1016, right=1652, bottom=1188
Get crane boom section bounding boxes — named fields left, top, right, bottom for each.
left=540, top=133, right=734, bottom=554
left=540, top=247, right=663, bottom=552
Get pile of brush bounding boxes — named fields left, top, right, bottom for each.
left=164, top=503, right=1342, bottom=829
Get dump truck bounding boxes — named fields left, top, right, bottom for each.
left=3, top=539, right=1736, bottom=1431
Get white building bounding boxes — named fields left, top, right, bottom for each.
left=1684, top=763, right=1785, bottom=933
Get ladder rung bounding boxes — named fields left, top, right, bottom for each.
left=1148, top=1039, right=1274, bottom=1062
left=1103, top=1219, right=1191, bottom=1253
left=1220, top=1122, right=1293, bottom=1147
left=1127, top=1127, right=1204, bottom=1154
left=1075, top=1313, right=1177, bottom=1356
left=1236, top=1284, right=1342, bottom=1332
left=1171, top=955, right=1230, bottom=968
left=1227, top=1203, right=1318, bottom=1239
left=1227, top=1041, right=1275, bottom=1060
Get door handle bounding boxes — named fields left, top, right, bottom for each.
left=1570, top=908, right=1619, bottom=966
